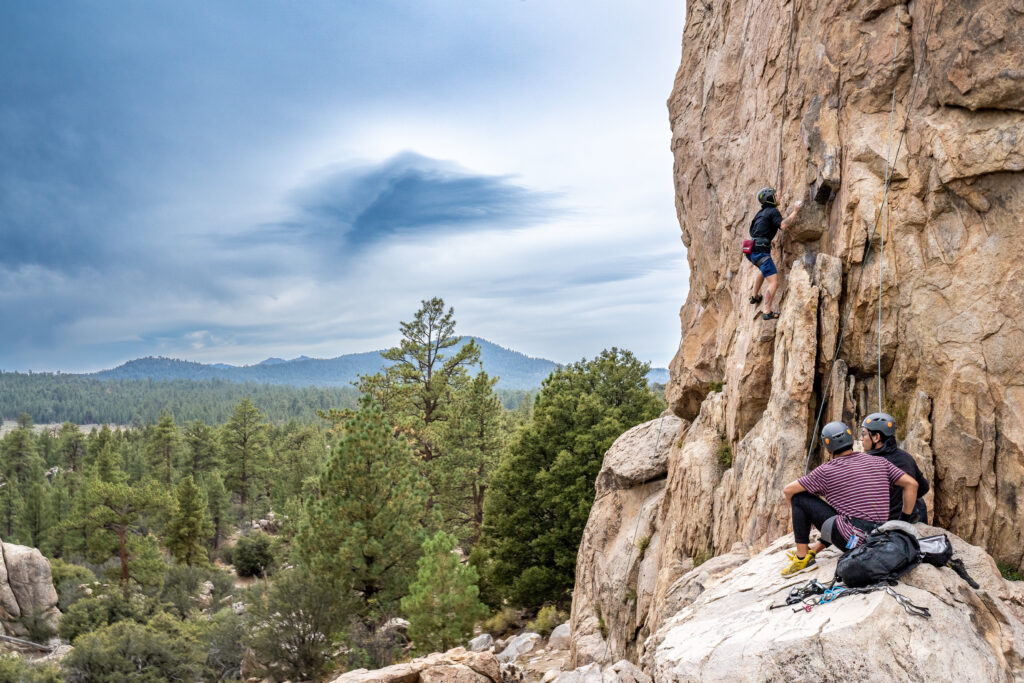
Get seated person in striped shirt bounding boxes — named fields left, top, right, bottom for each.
left=779, top=421, right=919, bottom=577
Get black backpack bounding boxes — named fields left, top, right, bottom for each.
left=918, top=534, right=953, bottom=567
left=836, top=528, right=921, bottom=587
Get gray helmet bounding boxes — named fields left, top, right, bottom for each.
left=821, top=421, right=855, bottom=453
left=862, top=412, right=896, bottom=438
left=757, top=187, right=778, bottom=206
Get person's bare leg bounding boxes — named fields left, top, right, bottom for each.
left=752, top=271, right=764, bottom=299
left=794, top=542, right=809, bottom=558
left=809, top=541, right=825, bottom=554
left=763, top=273, right=779, bottom=314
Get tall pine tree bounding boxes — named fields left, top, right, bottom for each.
left=482, top=348, right=663, bottom=607
left=165, top=477, right=214, bottom=567
left=221, top=399, right=269, bottom=522
left=296, top=404, right=433, bottom=616
left=400, top=531, right=487, bottom=654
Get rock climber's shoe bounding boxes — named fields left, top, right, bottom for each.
left=749, top=294, right=763, bottom=305
left=781, top=550, right=816, bottom=577
left=762, top=311, right=780, bottom=321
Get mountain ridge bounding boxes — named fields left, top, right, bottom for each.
left=88, top=337, right=670, bottom=391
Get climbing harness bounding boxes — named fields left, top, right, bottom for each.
left=803, top=1, right=938, bottom=474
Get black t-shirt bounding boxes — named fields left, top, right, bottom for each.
left=871, top=441, right=930, bottom=520
left=749, top=205, right=782, bottom=244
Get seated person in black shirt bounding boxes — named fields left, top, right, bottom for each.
left=860, top=412, right=931, bottom=523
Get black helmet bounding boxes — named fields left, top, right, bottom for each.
left=862, top=412, right=896, bottom=438
left=821, top=421, right=855, bottom=453
left=757, top=187, right=778, bottom=206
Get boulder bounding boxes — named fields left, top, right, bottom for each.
left=646, top=527, right=1024, bottom=681
left=330, top=647, right=501, bottom=683
left=468, top=633, right=493, bottom=652
left=0, top=541, right=59, bottom=637
left=496, top=632, right=541, bottom=663
left=547, top=623, right=570, bottom=650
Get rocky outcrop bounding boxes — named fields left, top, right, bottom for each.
left=0, top=541, right=59, bottom=638
left=569, top=416, right=682, bottom=666
left=661, top=0, right=1024, bottom=570
left=331, top=647, right=501, bottom=683
left=572, top=1, right=1024, bottom=669
left=646, top=526, right=1024, bottom=681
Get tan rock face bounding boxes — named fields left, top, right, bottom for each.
left=664, top=0, right=1024, bottom=568
left=0, top=541, right=59, bottom=637
left=645, top=526, right=1024, bottom=681
left=330, top=648, right=501, bottom=683
left=571, top=0, right=1024, bottom=668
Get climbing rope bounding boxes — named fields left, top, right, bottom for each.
left=804, top=0, right=936, bottom=474
left=776, top=0, right=799, bottom=193
left=878, top=4, right=903, bottom=412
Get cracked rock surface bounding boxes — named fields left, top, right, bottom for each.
left=645, top=526, right=1024, bottom=681
left=0, top=541, right=59, bottom=638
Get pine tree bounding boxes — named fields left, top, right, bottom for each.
left=296, top=405, right=433, bottom=616
left=221, top=399, right=269, bottom=521
left=165, top=477, right=214, bottom=567
left=183, top=420, right=220, bottom=479
left=482, top=348, right=664, bottom=607
left=58, top=422, right=86, bottom=473
left=146, top=411, right=181, bottom=485
left=202, top=472, right=230, bottom=550
left=432, top=372, right=507, bottom=545
left=359, top=297, right=480, bottom=461
left=22, top=481, right=52, bottom=552
left=400, top=531, right=487, bottom=654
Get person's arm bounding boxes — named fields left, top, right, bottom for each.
left=783, top=480, right=806, bottom=501
left=895, top=473, right=919, bottom=518
left=780, top=200, right=803, bottom=231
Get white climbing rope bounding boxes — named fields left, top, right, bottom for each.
left=804, top=0, right=936, bottom=473
left=878, top=4, right=902, bottom=413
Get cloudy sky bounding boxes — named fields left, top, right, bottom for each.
left=1, top=1, right=688, bottom=373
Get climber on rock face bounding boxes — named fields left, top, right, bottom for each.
left=744, top=187, right=802, bottom=321
left=779, top=421, right=919, bottom=577
left=860, top=412, right=930, bottom=524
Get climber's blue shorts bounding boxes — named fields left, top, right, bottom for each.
left=746, top=252, right=777, bottom=277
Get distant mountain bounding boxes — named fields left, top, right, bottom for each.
left=88, top=338, right=670, bottom=391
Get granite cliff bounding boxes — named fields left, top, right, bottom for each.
left=571, top=0, right=1024, bottom=676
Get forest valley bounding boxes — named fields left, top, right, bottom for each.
left=0, top=297, right=664, bottom=682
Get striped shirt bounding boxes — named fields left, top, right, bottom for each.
left=798, top=452, right=907, bottom=543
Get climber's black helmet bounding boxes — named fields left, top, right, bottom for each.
left=757, top=187, right=778, bottom=206
left=821, top=421, right=855, bottom=454
left=862, top=412, right=897, bottom=438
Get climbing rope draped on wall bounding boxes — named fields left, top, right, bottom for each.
left=776, top=0, right=799, bottom=193
left=803, top=1, right=937, bottom=474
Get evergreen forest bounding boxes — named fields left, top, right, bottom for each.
left=0, top=298, right=664, bottom=681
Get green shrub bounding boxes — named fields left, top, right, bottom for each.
left=57, top=591, right=157, bottom=643
left=717, top=436, right=732, bottom=468
left=467, top=545, right=503, bottom=609
left=481, top=606, right=520, bottom=635
left=525, top=605, right=564, bottom=637
left=636, top=536, right=651, bottom=558
left=245, top=568, right=348, bottom=682
left=232, top=532, right=274, bottom=578
left=0, top=654, right=62, bottom=683
left=21, top=607, right=56, bottom=643
left=159, top=565, right=235, bottom=618
left=708, top=381, right=724, bottom=392
left=184, top=608, right=246, bottom=681
left=62, top=618, right=206, bottom=683
left=998, top=561, right=1024, bottom=582
left=693, top=548, right=714, bottom=567
left=49, top=558, right=96, bottom=612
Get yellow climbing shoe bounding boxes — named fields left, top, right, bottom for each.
left=781, top=550, right=816, bottom=577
